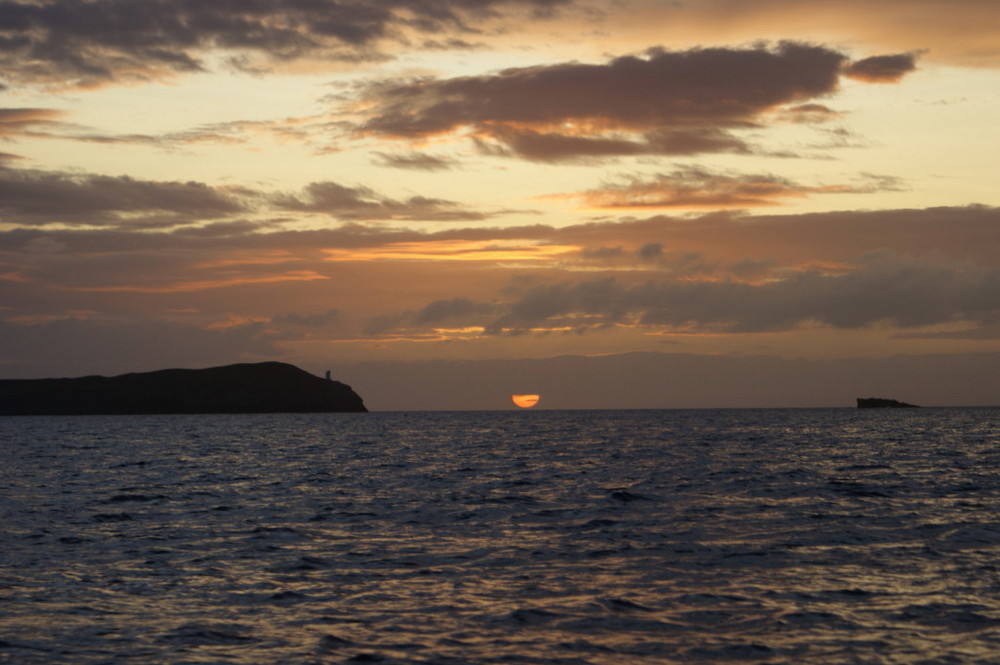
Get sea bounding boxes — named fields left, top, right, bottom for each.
left=2, top=408, right=999, bottom=665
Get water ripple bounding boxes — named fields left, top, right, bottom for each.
left=1, top=408, right=999, bottom=663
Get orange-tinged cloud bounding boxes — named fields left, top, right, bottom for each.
left=0, top=108, right=68, bottom=137
left=323, top=239, right=577, bottom=263
left=59, top=271, right=328, bottom=294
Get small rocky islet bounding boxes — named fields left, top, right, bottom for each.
left=856, top=397, right=920, bottom=409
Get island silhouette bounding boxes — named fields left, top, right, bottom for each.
left=856, top=397, right=919, bottom=408
left=0, top=362, right=366, bottom=415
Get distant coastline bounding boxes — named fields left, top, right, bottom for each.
left=0, top=362, right=367, bottom=415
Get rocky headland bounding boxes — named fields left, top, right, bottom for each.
left=0, top=362, right=367, bottom=415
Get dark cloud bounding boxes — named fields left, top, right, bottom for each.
left=63, top=114, right=355, bottom=153
left=475, top=255, right=1000, bottom=334
left=420, top=37, right=485, bottom=51
left=362, top=42, right=846, bottom=135
left=895, top=325, right=1000, bottom=341
left=585, top=169, right=804, bottom=208
left=273, top=309, right=342, bottom=327
left=0, top=0, right=569, bottom=86
left=273, top=180, right=491, bottom=222
left=844, top=52, right=920, bottom=82
left=644, top=128, right=753, bottom=155
left=0, top=163, right=503, bottom=229
left=171, top=221, right=271, bottom=238
left=773, top=103, right=843, bottom=124
left=473, top=127, right=752, bottom=162
left=474, top=129, right=646, bottom=161
left=636, top=242, right=663, bottom=261
left=363, top=311, right=410, bottom=335
left=359, top=42, right=853, bottom=160
left=413, top=297, right=499, bottom=325
left=372, top=151, right=459, bottom=171
left=579, top=246, right=625, bottom=260
left=0, top=166, right=246, bottom=227
left=0, top=220, right=421, bottom=258
left=577, top=168, right=905, bottom=209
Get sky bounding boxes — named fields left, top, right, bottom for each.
left=1, top=0, right=999, bottom=409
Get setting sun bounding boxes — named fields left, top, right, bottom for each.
left=511, top=394, right=541, bottom=408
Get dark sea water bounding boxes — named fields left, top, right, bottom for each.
left=2, top=408, right=999, bottom=664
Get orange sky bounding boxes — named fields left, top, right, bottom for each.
left=1, top=0, right=998, bottom=408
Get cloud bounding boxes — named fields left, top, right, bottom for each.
left=372, top=151, right=459, bottom=171
left=576, top=168, right=906, bottom=209
left=356, top=42, right=918, bottom=161
left=0, top=164, right=501, bottom=229
left=273, top=180, right=491, bottom=222
left=844, top=53, right=920, bottom=82
left=0, top=166, right=246, bottom=227
left=894, top=325, right=1000, bottom=341
left=413, top=297, right=500, bottom=325
left=473, top=127, right=753, bottom=162
left=0, top=0, right=570, bottom=87
left=547, top=205, right=1000, bottom=268
left=472, top=254, right=1000, bottom=334
left=771, top=103, right=844, bottom=124
left=636, top=242, right=663, bottom=261
left=360, top=42, right=846, bottom=137
left=273, top=309, right=342, bottom=327
left=0, top=107, right=67, bottom=137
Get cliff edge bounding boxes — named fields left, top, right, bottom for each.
left=0, top=362, right=367, bottom=415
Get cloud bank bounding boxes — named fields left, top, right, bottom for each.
left=0, top=0, right=569, bottom=87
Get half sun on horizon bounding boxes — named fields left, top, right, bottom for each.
left=511, top=394, right=541, bottom=409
